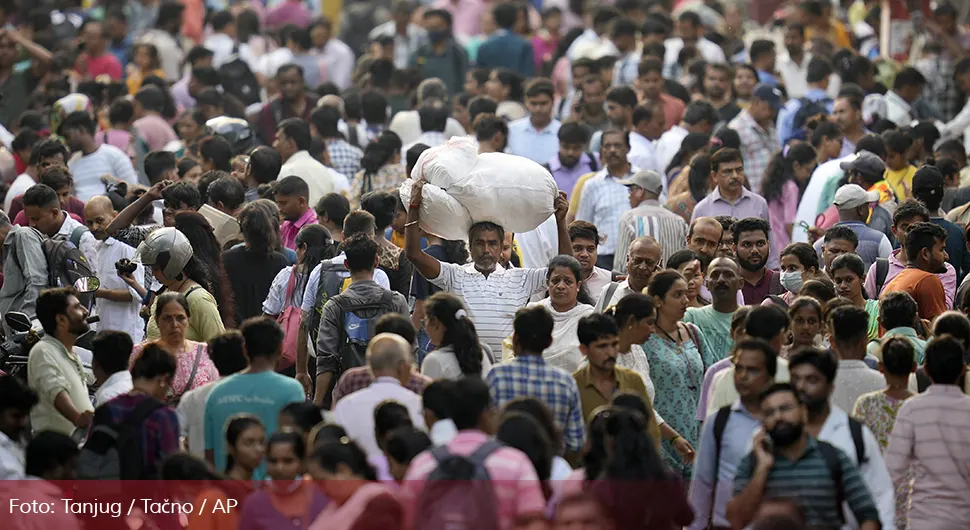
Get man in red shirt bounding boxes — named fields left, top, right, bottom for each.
left=75, top=20, right=123, bottom=81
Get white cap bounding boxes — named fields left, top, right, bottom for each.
left=833, top=184, right=880, bottom=209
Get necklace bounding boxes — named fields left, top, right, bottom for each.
left=655, top=321, right=700, bottom=392
left=657, top=322, right=682, bottom=353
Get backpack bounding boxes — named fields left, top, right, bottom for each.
left=791, top=97, right=833, bottom=141
left=77, top=397, right=166, bottom=480
left=219, top=46, right=261, bottom=106
left=413, top=439, right=503, bottom=530
left=307, top=260, right=353, bottom=350
left=43, top=227, right=94, bottom=306
left=332, top=289, right=400, bottom=373
left=709, top=406, right=732, bottom=528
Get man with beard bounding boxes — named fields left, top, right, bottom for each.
left=731, top=218, right=784, bottom=305
left=788, top=348, right=896, bottom=530
left=406, top=182, right=572, bottom=353
left=883, top=222, right=950, bottom=321
left=727, top=381, right=881, bottom=530
left=576, top=129, right=638, bottom=268
left=812, top=184, right=892, bottom=270
left=574, top=313, right=660, bottom=446
left=27, top=288, right=95, bottom=436
left=569, top=221, right=613, bottom=302
left=705, top=64, right=741, bottom=123
left=547, top=123, right=597, bottom=200
left=595, top=236, right=661, bottom=311
left=0, top=376, right=39, bottom=479
left=777, top=23, right=811, bottom=100
left=833, top=94, right=868, bottom=157
left=685, top=258, right=743, bottom=367
left=688, top=339, right=776, bottom=530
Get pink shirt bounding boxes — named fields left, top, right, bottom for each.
left=79, top=53, right=123, bottom=80
left=133, top=114, right=179, bottom=152
left=401, top=430, right=547, bottom=530
left=265, top=0, right=312, bottom=29
left=280, top=208, right=318, bottom=250
left=864, top=248, right=956, bottom=307
left=531, top=33, right=559, bottom=72
left=130, top=341, right=219, bottom=399
left=767, top=179, right=799, bottom=266
left=435, top=0, right=487, bottom=38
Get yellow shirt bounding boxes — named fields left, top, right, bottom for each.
left=573, top=364, right=662, bottom=452
left=805, top=19, right=852, bottom=49
left=567, top=172, right=597, bottom=217
left=884, top=165, right=916, bottom=202
left=127, top=68, right=167, bottom=95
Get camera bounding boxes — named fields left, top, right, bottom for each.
left=115, top=259, right=137, bottom=275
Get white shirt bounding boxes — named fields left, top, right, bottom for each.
left=0, top=430, right=25, bottom=479
left=654, top=125, right=689, bottom=189
left=93, top=370, right=132, bottom=407
left=819, top=406, right=897, bottom=530
left=628, top=131, right=664, bottom=176
left=402, top=131, right=447, bottom=158
left=429, top=418, right=458, bottom=446
left=278, top=150, right=337, bottom=208
left=389, top=110, right=467, bottom=146
left=257, top=47, right=294, bottom=78
left=93, top=237, right=144, bottom=342
left=68, top=144, right=139, bottom=202
left=663, top=37, right=726, bottom=77
left=792, top=155, right=851, bottom=243
left=332, top=376, right=426, bottom=459
left=832, top=359, right=885, bottom=414
left=585, top=267, right=613, bottom=302
left=176, top=380, right=218, bottom=458
left=594, top=279, right=636, bottom=312
left=885, top=91, right=916, bottom=127
left=315, top=39, right=355, bottom=90
left=513, top=214, right=558, bottom=269
left=5, top=172, right=34, bottom=213
left=138, top=29, right=183, bottom=81
left=777, top=53, right=812, bottom=100
left=203, top=33, right=235, bottom=68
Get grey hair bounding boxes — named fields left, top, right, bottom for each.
left=366, top=333, right=412, bottom=373
left=417, top=78, right=448, bottom=105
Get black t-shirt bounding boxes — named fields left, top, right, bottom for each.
left=221, top=246, right=289, bottom=324
left=717, top=101, right=742, bottom=123
left=665, top=79, right=691, bottom=104
left=410, top=244, right=450, bottom=300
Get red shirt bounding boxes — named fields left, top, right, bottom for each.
left=10, top=195, right=86, bottom=226
left=77, top=53, right=123, bottom=81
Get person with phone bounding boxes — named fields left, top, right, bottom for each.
left=727, top=381, right=881, bottom=530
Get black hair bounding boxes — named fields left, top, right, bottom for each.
left=294, top=224, right=336, bottom=295
left=422, top=379, right=455, bottom=421
left=646, top=270, right=684, bottom=301
left=176, top=157, right=199, bottom=180
left=600, top=407, right=665, bottom=480
left=451, top=377, right=492, bottom=430
left=547, top=254, right=593, bottom=305
left=58, top=110, right=96, bottom=136
left=497, top=412, right=554, bottom=487
left=23, top=183, right=59, bottom=211
left=375, top=313, right=417, bottom=346
left=207, top=330, right=248, bottom=377
left=855, top=134, right=887, bottom=159
left=878, top=291, right=917, bottom=331
left=468, top=96, right=498, bottom=124
left=385, top=427, right=432, bottom=468
left=609, top=293, right=655, bottom=330
left=503, top=397, right=563, bottom=453
left=568, top=220, right=599, bottom=243
left=374, top=400, right=414, bottom=449
left=154, top=292, right=191, bottom=322
left=664, top=132, right=710, bottom=175
left=12, top=128, right=41, bottom=154
left=638, top=56, right=664, bottom=77
left=781, top=242, right=820, bottom=271
left=711, top=147, right=744, bottom=173
left=240, top=317, right=284, bottom=360
left=360, top=191, right=399, bottom=231
left=343, top=232, right=379, bottom=273
left=91, top=330, right=133, bottom=375
left=761, top=142, right=817, bottom=202
left=686, top=154, right=711, bottom=202
left=360, top=90, right=389, bottom=125
left=903, top=222, right=947, bottom=263
left=491, top=69, right=524, bottom=102
left=249, top=146, right=283, bottom=185
left=424, top=292, right=483, bottom=376
left=883, top=130, right=912, bottom=156
left=666, top=249, right=701, bottom=272
left=932, top=311, right=970, bottom=347
left=610, top=16, right=638, bottom=39
left=733, top=338, right=779, bottom=377
left=276, top=175, right=310, bottom=200
left=605, top=85, right=638, bottom=108
left=238, top=199, right=280, bottom=255
left=823, top=224, right=859, bottom=248
left=745, top=305, right=790, bottom=343
left=475, top=115, right=508, bottom=143
left=577, top=313, right=619, bottom=346
left=731, top=217, right=770, bottom=246
left=418, top=103, right=449, bottom=133
left=749, top=39, right=776, bottom=63
left=583, top=407, right=611, bottom=480
left=28, top=138, right=69, bottom=166
left=143, top=151, right=177, bottom=184
left=758, top=382, right=803, bottom=404
left=25, top=431, right=79, bottom=478
left=924, top=335, right=966, bottom=385
left=800, top=278, right=837, bottom=302
left=525, top=78, right=555, bottom=100
left=312, top=439, right=377, bottom=480
left=224, top=414, right=264, bottom=472
left=829, top=305, right=870, bottom=346
left=160, top=452, right=224, bottom=481
left=0, top=373, right=38, bottom=414
left=209, top=176, right=245, bottom=211
left=493, top=2, right=518, bottom=29
left=130, top=342, right=178, bottom=380
left=513, top=305, right=555, bottom=354
left=880, top=336, right=915, bottom=377
left=343, top=210, right=377, bottom=237
left=36, top=287, right=75, bottom=335
left=788, top=346, right=838, bottom=383
left=277, top=118, right=312, bottom=151
left=267, top=430, right=306, bottom=466
left=38, top=165, right=73, bottom=192
left=683, top=100, right=718, bottom=127
left=788, top=295, right=823, bottom=322
left=406, top=144, right=431, bottom=177
left=199, top=135, right=233, bottom=172
left=309, top=105, right=341, bottom=138
left=892, top=198, right=930, bottom=228
left=893, top=67, right=926, bottom=90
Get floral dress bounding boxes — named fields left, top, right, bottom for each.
left=643, top=323, right=704, bottom=479
left=852, top=390, right=913, bottom=530
left=130, top=341, right=219, bottom=403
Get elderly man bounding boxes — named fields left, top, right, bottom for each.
left=614, top=170, right=688, bottom=273
left=596, top=236, right=662, bottom=311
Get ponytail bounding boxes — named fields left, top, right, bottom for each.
left=761, top=142, right=817, bottom=202
left=426, top=292, right=483, bottom=376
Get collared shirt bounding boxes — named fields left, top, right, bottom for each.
left=575, top=166, right=637, bottom=256
left=198, top=204, right=241, bottom=249
left=688, top=400, right=761, bottom=530
left=486, top=355, right=586, bottom=452
left=818, top=406, right=898, bottom=530
left=331, top=368, right=431, bottom=404
left=0, top=226, right=48, bottom=324
left=315, top=38, right=355, bottom=89
left=886, top=385, right=970, bottom=530
left=408, top=40, right=468, bottom=95
left=733, top=436, right=881, bottom=529
left=884, top=90, right=915, bottom=127
left=613, top=199, right=688, bottom=273
left=368, top=21, right=427, bottom=68
left=573, top=364, right=661, bottom=446
left=697, top=357, right=733, bottom=420
left=707, top=358, right=790, bottom=416
left=0, top=430, right=25, bottom=479
left=594, top=279, right=637, bottom=312
left=729, top=109, right=780, bottom=193
left=691, top=185, right=771, bottom=224
left=865, top=248, right=956, bottom=308
left=777, top=53, right=813, bottom=99
left=506, top=118, right=561, bottom=164
left=832, top=359, right=885, bottom=414
left=27, top=335, right=94, bottom=436
left=740, top=268, right=781, bottom=306
left=278, top=150, right=338, bottom=208
left=430, top=262, right=547, bottom=353
left=93, top=370, right=132, bottom=408
left=93, top=237, right=143, bottom=342
left=280, top=208, right=318, bottom=250
left=776, top=87, right=834, bottom=146
left=401, top=430, right=547, bottom=530
left=867, top=326, right=927, bottom=364
left=547, top=154, right=596, bottom=199
left=332, top=376, right=426, bottom=459
left=326, top=137, right=364, bottom=179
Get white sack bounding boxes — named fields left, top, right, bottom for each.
left=399, top=178, right=473, bottom=241
left=449, top=152, right=558, bottom=233
left=412, top=136, right=478, bottom=187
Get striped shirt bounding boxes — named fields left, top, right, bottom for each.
left=614, top=199, right=689, bottom=273
left=429, top=261, right=547, bottom=353
left=486, top=355, right=586, bottom=452
left=575, top=166, right=637, bottom=256
left=886, top=385, right=970, bottom=530
left=733, top=436, right=880, bottom=529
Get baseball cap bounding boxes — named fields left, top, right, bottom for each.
left=752, top=84, right=784, bottom=111
left=912, top=165, right=945, bottom=197
left=839, top=151, right=886, bottom=182
left=833, top=184, right=880, bottom=209
left=618, top=170, right=664, bottom=195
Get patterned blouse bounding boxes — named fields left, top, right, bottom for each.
left=130, top=341, right=219, bottom=403
left=665, top=191, right=698, bottom=224
left=853, top=390, right=913, bottom=530
left=350, top=164, right=407, bottom=209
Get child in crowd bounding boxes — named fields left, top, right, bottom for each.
left=882, top=130, right=916, bottom=201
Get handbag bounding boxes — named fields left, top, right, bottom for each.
left=277, top=269, right=301, bottom=370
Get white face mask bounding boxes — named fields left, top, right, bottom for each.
left=780, top=270, right=803, bottom=294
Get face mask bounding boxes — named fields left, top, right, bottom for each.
left=780, top=270, right=803, bottom=294
left=768, top=421, right=803, bottom=448
left=428, top=30, right=448, bottom=43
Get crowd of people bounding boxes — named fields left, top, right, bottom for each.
left=0, top=0, right=970, bottom=529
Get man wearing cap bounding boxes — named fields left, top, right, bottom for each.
left=840, top=151, right=895, bottom=243
left=912, top=165, right=970, bottom=280
left=812, top=184, right=892, bottom=270
left=728, top=84, right=782, bottom=193
left=613, top=170, right=689, bottom=273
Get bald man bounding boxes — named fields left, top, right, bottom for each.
left=684, top=257, right=743, bottom=367
left=84, top=195, right=146, bottom=342
left=331, top=333, right=426, bottom=459
left=595, top=235, right=662, bottom=311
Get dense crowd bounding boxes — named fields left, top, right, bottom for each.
left=0, top=0, right=969, bottom=529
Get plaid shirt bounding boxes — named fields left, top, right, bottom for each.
left=916, top=54, right=960, bottom=122
left=326, top=138, right=364, bottom=180
left=729, top=109, right=779, bottom=193
left=331, top=366, right=431, bottom=404
left=97, top=394, right=180, bottom=479
left=575, top=166, right=637, bottom=256
left=485, top=355, right=586, bottom=452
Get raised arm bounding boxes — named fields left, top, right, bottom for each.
left=107, top=180, right=170, bottom=236
left=554, top=191, right=570, bottom=256
left=8, top=29, right=52, bottom=66
left=404, top=180, right=442, bottom=281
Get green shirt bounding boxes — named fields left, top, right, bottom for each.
left=867, top=326, right=927, bottom=364
left=864, top=299, right=879, bottom=342
left=684, top=305, right=735, bottom=368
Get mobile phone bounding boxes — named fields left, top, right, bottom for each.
left=761, top=436, right=774, bottom=454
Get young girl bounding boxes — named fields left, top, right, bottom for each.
left=127, top=43, right=166, bottom=95
left=225, top=415, right=266, bottom=482
left=784, top=296, right=824, bottom=358
left=762, top=142, right=817, bottom=260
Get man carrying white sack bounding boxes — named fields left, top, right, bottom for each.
left=405, top=180, right=572, bottom=353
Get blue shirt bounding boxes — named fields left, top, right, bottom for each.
left=108, top=36, right=133, bottom=68
left=757, top=70, right=780, bottom=86
left=506, top=118, right=561, bottom=164
left=203, top=371, right=304, bottom=478
left=776, top=87, right=834, bottom=146
left=576, top=166, right=636, bottom=256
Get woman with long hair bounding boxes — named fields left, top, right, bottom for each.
left=177, top=157, right=203, bottom=185
left=666, top=154, right=711, bottom=223
left=173, top=211, right=236, bottom=329
left=733, top=64, right=759, bottom=108
left=307, top=440, right=403, bottom=530
left=485, top=68, right=527, bottom=121
left=127, top=43, right=166, bottom=95
left=351, top=131, right=405, bottom=208
left=421, top=292, right=492, bottom=379
left=829, top=253, right=879, bottom=340
left=784, top=296, right=824, bottom=358
left=666, top=133, right=711, bottom=192
left=762, top=142, right=817, bottom=260
left=497, top=412, right=555, bottom=501
left=412, top=234, right=468, bottom=358
left=263, top=224, right=336, bottom=324
left=810, top=120, right=844, bottom=164
left=223, top=200, right=289, bottom=323
left=666, top=249, right=706, bottom=307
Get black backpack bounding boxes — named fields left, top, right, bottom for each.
left=331, top=289, right=400, bottom=373
left=219, top=46, right=261, bottom=106
left=413, top=439, right=503, bottom=530
left=791, top=97, right=833, bottom=141
left=307, top=260, right=352, bottom=350
left=77, top=398, right=166, bottom=480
